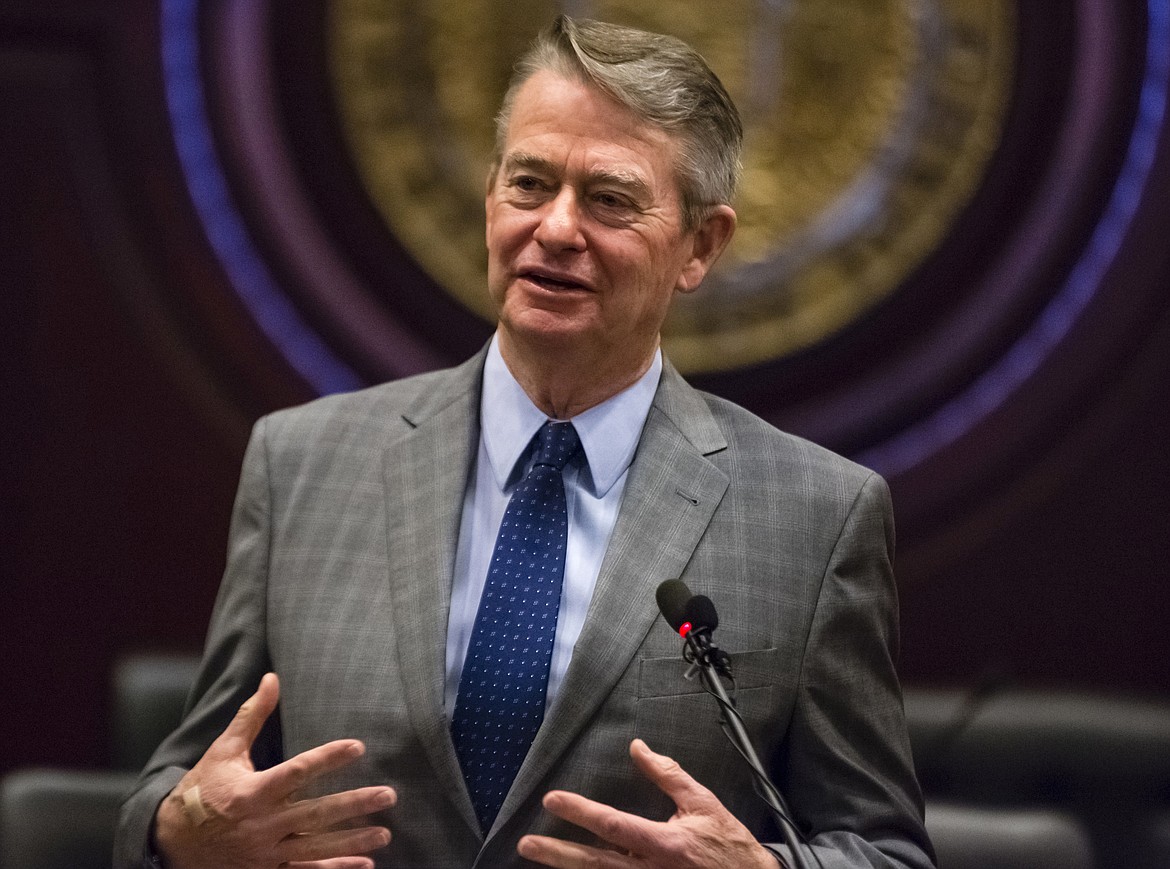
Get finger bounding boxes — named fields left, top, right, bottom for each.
left=517, top=834, right=630, bottom=869
left=277, top=824, right=391, bottom=863
left=256, top=738, right=368, bottom=801
left=215, top=672, right=281, bottom=756
left=539, top=790, right=664, bottom=856
left=283, top=859, right=375, bottom=869
left=279, top=786, right=397, bottom=837
left=629, top=738, right=715, bottom=813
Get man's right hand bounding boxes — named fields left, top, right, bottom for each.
left=153, top=672, right=396, bottom=869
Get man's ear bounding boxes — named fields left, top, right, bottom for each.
left=676, top=204, right=737, bottom=294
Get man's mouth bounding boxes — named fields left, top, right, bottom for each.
left=522, top=271, right=589, bottom=292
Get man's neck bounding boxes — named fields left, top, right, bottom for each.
left=496, top=330, right=659, bottom=420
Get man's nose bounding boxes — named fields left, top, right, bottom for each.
left=533, top=188, right=586, bottom=251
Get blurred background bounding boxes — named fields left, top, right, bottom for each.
left=2, top=0, right=1168, bottom=803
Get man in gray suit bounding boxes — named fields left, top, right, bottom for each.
left=117, top=16, right=933, bottom=869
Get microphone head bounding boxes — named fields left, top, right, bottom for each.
left=655, top=579, right=693, bottom=632
left=685, top=594, right=719, bottom=632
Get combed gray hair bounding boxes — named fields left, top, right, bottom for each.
left=494, top=15, right=743, bottom=231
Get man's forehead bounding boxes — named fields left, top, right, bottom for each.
left=505, top=72, right=677, bottom=156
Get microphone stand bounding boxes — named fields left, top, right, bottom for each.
left=683, top=630, right=816, bottom=869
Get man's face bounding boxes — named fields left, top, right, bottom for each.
left=486, top=70, right=709, bottom=369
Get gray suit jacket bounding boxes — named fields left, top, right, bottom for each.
left=116, top=350, right=934, bottom=868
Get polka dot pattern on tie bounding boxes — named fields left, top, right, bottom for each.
left=451, top=420, right=582, bottom=832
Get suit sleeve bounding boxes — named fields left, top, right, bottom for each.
left=113, top=418, right=280, bottom=868
left=767, top=472, right=936, bottom=869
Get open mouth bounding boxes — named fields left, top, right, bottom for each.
left=523, top=272, right=588, bottom=292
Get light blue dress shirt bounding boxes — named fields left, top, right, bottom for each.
left=444, top=335, right=662, bottom=717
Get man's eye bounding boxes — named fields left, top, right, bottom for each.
left=512, top=176, right=544, bottom=192
left=593, top=192, right=627, bottom=209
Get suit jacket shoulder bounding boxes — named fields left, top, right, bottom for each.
left=656, top=361, right=890, bottom=529
left=259, top=351, right=486, bottom=456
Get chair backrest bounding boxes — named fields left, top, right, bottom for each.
left=110, top=653, right=200, bottom=770
left=907, top=687, right=1170, bottom=868
left=0, top=768, right=139, bottom=869
left=908, top=689, right=1170, bottom=800
left=926, top=802, right=1095, bottom=869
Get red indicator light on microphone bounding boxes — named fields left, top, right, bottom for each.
left=678, top=621, right=693, bottom=638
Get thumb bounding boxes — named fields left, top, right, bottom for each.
left=629, top=738, right=712, bottom=812
left=216, top=672, right=280, bottom=757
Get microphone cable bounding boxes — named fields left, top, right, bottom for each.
left=658, top=580, right=824, bottom=869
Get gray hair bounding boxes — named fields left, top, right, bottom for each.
left=494, top=15, right=743, bottom=231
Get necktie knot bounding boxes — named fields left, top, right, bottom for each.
left=532, top=421, right=581, bottom=473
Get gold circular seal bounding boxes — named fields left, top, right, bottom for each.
left=328, top=1, right=1014, bottom=373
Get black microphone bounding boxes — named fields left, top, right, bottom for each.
left=653, top=579, right=815, bottom=869
left=655, top=579, right=692, bottom=633
left=655, top=580, right=730, bottom=676
left=684, top=592, right=719, bottom=632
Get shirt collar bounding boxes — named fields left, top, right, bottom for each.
left=480, top=333, right=662, bottom=497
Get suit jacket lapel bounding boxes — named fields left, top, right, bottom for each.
left=383, top=351, right=485, bottom=838
left=492, top=361, right=729, bottom=835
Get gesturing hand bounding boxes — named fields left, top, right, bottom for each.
left=153, top=672, right=396, bottom=869
left=517, top=739, right=778, bottom=869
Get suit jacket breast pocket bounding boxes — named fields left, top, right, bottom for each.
left=637, top=647, right=784, bottom=697
left=633, top=647, right=794, bottom=778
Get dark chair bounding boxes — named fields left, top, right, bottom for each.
left=925, top=801, right=1095, bottom=869
left=0, top=656, right=199, bottom=869
left=906, top=687, right=1170, bottom=869
left=907, top=689, right=1170, bottom=799
left=0, top=768, right=138, bottom=869
left=110, top=652, right=200, bottom=771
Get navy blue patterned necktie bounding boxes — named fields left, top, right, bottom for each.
left=451, top=420, right=582, bottom=831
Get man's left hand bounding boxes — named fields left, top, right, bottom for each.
left=517, top=738, right=778, bottom=869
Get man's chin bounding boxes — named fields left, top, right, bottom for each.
left=504, top=323, right=595, bottom=355
left=499, top=305, right=596, bottom=344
